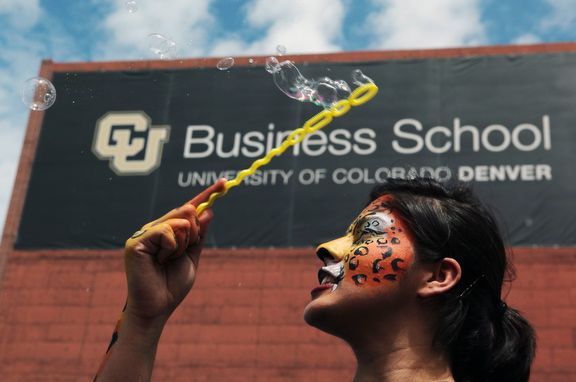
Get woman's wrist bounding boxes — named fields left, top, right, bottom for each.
left=121, top=310, right=167, bottom=343
left=93, top=309, right=167, bottom=381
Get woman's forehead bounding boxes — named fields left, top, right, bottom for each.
left=362, top=194, right=394, bottom=213
left=346, top=195, right=397, bottom=233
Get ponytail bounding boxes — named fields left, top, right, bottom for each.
left=448, top=300, right=536, bottom=382
left=485, top=304, right=536, bottom=382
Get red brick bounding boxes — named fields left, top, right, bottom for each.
left=260, top=288, right=309, bottom=308
left=197, top=324, right=259, bottom=343
left=538, top=328, right=576, bottom=348
left=46, top=324, right=86, bottom=341
left=18, top=288, right=92, bottom=306
left=551, top=349, right=576, bottom=372
left=89, top=286, right=125, bottom=307
left=84, top=323, right=116, bottom=342
left=549, top=308, right=576, bottom=326
left=254, top=367, right=320, bottom=382
left=79, top=343, right=109, bottom=370
left=85, top=306, right=123, bottom=324
left=534, top=347, right=553, bottom=371
left=47, top=271, right=94, bottom=289
left=315, top=367, right=356, bottom=381
left=531, top=290, right=575, bottom=307
left=155, top=343, right=180, bottom=364
left=84, top=257, right=123, bottom=273
left=2, top=324, right=46, bottom=342
left=530, top=372, right=576, bottom=382
left=10, top=306, right=61, bottom=323
left=258, top=324, right=313, bottom=344
left=177, top=343, right=219, bottom=366
left=255, top=344, right=299, bottom=367
left=93, top=272, right=125, bottom=291
left=1, top=343, right=40, bottom=361
left=259, top=305, right=303, bottom=325
left=520, top=307, right=550, bottom=326
left=4, top=267, right=51, bottom=289
left=58, top=307, right=91, bottom=323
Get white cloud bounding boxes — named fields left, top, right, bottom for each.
left=367, top=0, right=487, bottom=50
left=0, top=0, right=41, bottom=30
left=210, top=0, right=346, bottom=56
left=0, top=1, right=44, bottom=234
left=513, top=33, right=542, bottom=45
left=0, top=124, right=25, bottom=231
left=95, top=0, right=215, bottom=60
left=541, top=0, right=576, bottom=30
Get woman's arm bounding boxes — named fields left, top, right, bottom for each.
left=94, top=179, right=227, bottom=381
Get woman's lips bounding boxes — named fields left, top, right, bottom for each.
left=310, top=283, right=334, bottom=299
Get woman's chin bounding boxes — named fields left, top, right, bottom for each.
left=302, top=291, right=346, bottom=333
left=303, top=293, right=329, bottom=326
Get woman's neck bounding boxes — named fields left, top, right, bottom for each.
left=351, top=346, right=454, bottom=382
left=346, top=310, right=453, bottom=382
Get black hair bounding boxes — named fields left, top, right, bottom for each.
left=369, top=177, right=536, bottom=382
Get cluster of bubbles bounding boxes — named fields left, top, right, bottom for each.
left=147, top=33, right=177, bottom=60
left=21, top=77, right=57, bottom=111
left=216, top=45, right=286, bottom=71
left=265, top=58, right=373, bottom=109
left=213, top=44, right=373, bottom=109
left=19, top=42, right=370, bottom=112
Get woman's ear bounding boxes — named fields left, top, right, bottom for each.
left=417, top=257, right=462, bottom=298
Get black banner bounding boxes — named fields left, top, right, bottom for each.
left=16, top=52, right=576, bottom=248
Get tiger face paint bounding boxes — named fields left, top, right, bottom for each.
left=311, top=195, right=415, bottom=298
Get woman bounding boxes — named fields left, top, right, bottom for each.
left=94, top=177, right=536, bottom=381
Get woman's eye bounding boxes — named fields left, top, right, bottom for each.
left=360, top=227, right=379, bottom=236
left=350, top=218, right=384, bottom=238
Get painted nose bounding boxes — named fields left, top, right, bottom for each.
left=315, top=236, right=350, bottom=262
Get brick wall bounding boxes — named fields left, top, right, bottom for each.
left=0, top=247, right=574, bottom=381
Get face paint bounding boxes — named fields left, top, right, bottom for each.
left=312, top=260, right=345, bottom=297
left=310, top=195, right=415, bottom=301
left=305, top=195, right=416, bottom=333
left=340, top=196, right=414, bottom=289
left=321, top=261, right=344, bottom=291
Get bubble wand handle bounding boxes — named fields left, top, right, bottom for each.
left=195, top=82, right=379, bottom=216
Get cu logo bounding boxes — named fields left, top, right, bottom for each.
left=92, top=111, right=170, bottom=175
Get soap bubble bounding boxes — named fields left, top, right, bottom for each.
left=271, top=60, right=313, bottom=102
left=265, top=56, right=281, bottom=74
left=125, top=0, right=138, bottom=13
left=276, top=44, right=287, bottom=56
left=268, top=60, right=372, bottom=109
left=147, top=33, right=176, bottom=59
left=312, top=79, right=338, bottom=107
left=309, top=78, right=351, bottom=108
left=270, top=61, right=351, bottom=108
left=335, top=79, right=351, bottom=94
left=21, top=77, right=57, bottom=111
left=217, top=57, right=235, bottom=70
left=351, top=69, right=374, bottom=86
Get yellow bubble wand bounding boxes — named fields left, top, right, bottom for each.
left=196, top=82, right=379, bottom=215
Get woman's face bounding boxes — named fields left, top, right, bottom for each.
left=304, top=195, right=418, bottom=333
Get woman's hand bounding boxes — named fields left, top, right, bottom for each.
left=123, top=179, right=227, bottom=324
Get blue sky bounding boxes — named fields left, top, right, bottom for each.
left=1, top=0, right=576, bottom=233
